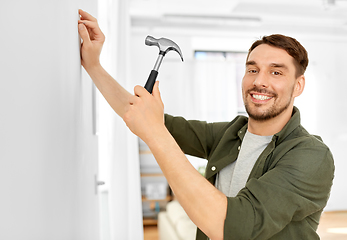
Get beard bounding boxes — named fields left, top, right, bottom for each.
left=243, top=86, right=293, bottom=122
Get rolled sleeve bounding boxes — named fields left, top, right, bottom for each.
left=224, top=196, right=255, bottom=239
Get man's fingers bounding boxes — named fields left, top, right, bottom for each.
left=78, top=20, right=105, bottom=42
left=79, top=9, right=105, bottom=43
left=134, top=85, right=150, bottom=98
left=79, top=9, right=97, bottom=22
left=78, top=20, right=98, bottom=30
left=78, top=23, right=91, bottom=45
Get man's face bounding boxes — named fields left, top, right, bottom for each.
left=242, top=44, right=300, bottom=121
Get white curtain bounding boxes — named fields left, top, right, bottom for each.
left=193, top=59, right=238, bottom=122
left=98, top=0, right=143, bottom=239
left=160, top=59, right=238, bottom=123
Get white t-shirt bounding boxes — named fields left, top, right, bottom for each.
left=215, top=130, right=273, bottom=197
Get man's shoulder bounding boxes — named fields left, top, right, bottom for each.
left=290, top=125, right=329, bottom=149
left=276, top=125, right=333, bottom=163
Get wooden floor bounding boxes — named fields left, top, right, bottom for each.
left=143, top=225, right=159, bottom=240
left=317, top=211, right=347, bottom=240
left=144, top=211, right=347, bottom=240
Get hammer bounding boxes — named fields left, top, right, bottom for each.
left=144, top=36, right=184, bottom=93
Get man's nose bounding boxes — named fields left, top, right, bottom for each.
left=253, top=72, right=269, bottom=88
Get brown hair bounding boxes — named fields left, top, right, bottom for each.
left=247, top=34, right=309, bottom=78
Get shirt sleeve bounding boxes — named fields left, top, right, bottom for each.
left=223, top=141, right=334, bottom=239
left=164, top=114, right=228, bottom=159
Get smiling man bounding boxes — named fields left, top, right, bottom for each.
left=78, top=10, right=334, bottom=240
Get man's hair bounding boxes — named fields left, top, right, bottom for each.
left=247, top=34, right=309, bottom=78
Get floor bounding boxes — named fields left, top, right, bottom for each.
left=143, top=225, right=159, bottom=240
left=144, top=211, right=347, bottom=240
left=317, top=211, right=347, bottom=240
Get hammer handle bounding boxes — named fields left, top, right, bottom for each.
left=144, top=70, right=158, bottom=94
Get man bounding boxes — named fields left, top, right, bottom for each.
left=78, top=9, right=334, bottom=240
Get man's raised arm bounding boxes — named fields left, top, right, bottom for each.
left=78, top=9, right=131, bottom=118
left=78, top=10, right=228, bottom=239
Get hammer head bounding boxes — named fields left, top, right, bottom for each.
left=145, top=36, right=184, bottom=61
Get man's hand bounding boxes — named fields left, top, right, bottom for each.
left=78, top=9, right=105, bottom=71
left=123, top=81, right=165, bottom=143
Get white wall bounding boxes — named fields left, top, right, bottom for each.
left=130, top=23, right=347, bottom=211
left=0, top=1, right=99, bottom=239
left=301, top=38, right=347, bottom=211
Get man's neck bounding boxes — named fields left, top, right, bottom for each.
left=247, top=107, right=293, bottom=136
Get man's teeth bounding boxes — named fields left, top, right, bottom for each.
left=252, top=94, right=271, bottom=100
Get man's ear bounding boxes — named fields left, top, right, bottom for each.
left=293, top=75, right=305, bottom=98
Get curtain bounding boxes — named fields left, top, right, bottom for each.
left=193, top=59, right=238, bottom=122
left=160, top=59, right=238, bottom=123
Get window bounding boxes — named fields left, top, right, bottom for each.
left=195, top=51, right=247, bottom=115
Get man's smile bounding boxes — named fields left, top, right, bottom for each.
left=251, top=94, right=272, bottom=101
left=249, top=91, right=275, bottom=104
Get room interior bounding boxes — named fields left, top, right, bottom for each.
left=1, top=0, right=346, bottom=239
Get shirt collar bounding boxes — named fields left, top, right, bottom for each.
left=273, top=106, right=301, bottom=144
left=239, top=106, right=301, bottom=143
left=237, top=124, right=248, bottom=141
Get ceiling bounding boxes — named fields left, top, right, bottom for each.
left=129, top=0, right=347, bottom=36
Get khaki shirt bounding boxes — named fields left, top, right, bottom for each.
left=164, top=107, right=334, bottom=240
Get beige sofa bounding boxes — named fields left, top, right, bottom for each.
left=158, top=200, right=197, bottom=240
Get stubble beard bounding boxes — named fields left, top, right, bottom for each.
left=244, top=87, right=293, bottom=122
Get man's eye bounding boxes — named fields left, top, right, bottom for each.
left=271, top=71, right=282, bottom=75
left=248, top=69, right=258, bottom=73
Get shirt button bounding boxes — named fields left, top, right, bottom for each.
left=239, top=130, right=242, bottom=134
left=211, top=166, right=216, bottom=171
left=238, top=146, right=241, bottom=151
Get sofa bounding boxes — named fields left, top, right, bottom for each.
left=158, top=200, right=197, bottom=240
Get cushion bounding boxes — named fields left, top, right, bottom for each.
left=166, top=201, right=197, bottom=240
